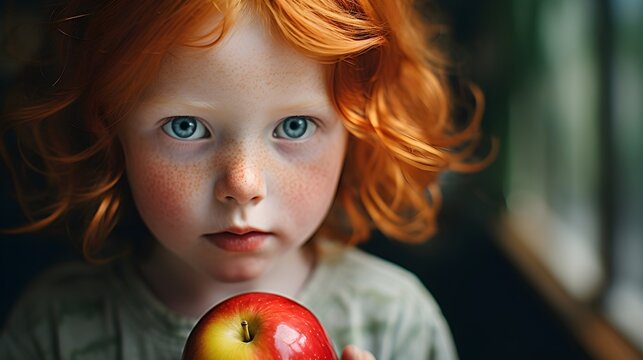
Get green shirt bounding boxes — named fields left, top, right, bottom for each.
left=1, top=243, right=458, bottom=359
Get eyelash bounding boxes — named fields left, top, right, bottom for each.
left=161, top=116, right=210, bottom=140
left=273, top=116, right=318, bottom=140
left=160, top=115, right=319, bottom=141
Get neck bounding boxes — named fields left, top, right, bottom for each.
left=137, top=243, right=315, bottom=319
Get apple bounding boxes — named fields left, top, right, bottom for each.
left=182, top=292, right=338, bottom=360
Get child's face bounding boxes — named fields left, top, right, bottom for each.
left=118, top=14, right=348, bottom=282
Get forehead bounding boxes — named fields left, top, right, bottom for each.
left=143, top=13, right=328, bottom=102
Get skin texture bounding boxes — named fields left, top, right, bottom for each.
left=118, top=11, right=374, bottom=360
left=342, top=345, right=376, bottom=360
left=119, top=12, right=347, bottom=311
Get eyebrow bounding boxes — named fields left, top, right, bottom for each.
left=273, top=98, right=333, bottom=114
left=139, top=97, right=220, bottom=112
left=141, top=96, right=332, bottom=113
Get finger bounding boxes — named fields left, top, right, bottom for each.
left=341, top=345, right=359, bottom=360
left=363, top=351, right=375, bottom=360
left=341, top=345, right=376, bottom=360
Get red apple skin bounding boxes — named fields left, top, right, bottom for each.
left=182, top=292, right=338, bottom=360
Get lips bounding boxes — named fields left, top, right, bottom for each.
left=205, top=230, right=270, bottom=252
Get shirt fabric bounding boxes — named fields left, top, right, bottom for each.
left=1, top=242, right=458, bottom=359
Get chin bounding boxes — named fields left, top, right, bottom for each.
left=209, top=259, right=267, bottom=283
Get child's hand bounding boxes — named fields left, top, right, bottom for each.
left=341, top=345, right=376, bottom=360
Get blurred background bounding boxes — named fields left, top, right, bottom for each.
left=1, top=0, right=642, bottom=359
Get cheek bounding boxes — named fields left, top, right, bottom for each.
left=277, top=145, right=346, bottom=227
left=126, top=155, right=204, bottom=231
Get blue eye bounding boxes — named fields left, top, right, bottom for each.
left=273, top=116, right=317, bottom=140
left=162, top=116, right=209, bottom=140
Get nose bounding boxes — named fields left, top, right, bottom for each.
left=214, top=151, right=267, bottom=205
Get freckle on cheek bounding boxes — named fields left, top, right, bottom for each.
left=132, top=161, right=197, bottom=223
left=289, top=162, right=340, bottom=213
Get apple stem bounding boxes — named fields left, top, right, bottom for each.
left=241, top=320, right=252, bottom=342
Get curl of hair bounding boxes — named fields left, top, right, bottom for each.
left=1, top=0, right=492, bottom=260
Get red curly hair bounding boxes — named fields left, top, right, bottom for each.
left=1, top=0, right=490, bottom=259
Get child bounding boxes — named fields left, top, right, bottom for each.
left=1, top=0, right=486, bottom=358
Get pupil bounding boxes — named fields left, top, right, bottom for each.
left=172, top=117, right=196, bottom=138
left=284, top=118, right=306, bottom=138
